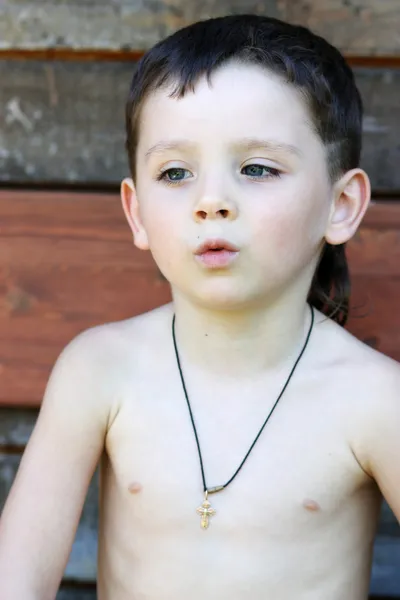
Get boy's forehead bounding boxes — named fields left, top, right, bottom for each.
left=138, top=63, right=315, bottom=152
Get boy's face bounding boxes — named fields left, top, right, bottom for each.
left=124, top=63, right=335, bottom=309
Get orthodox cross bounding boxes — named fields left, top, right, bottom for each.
left=196, top=491, right=216, bottom=529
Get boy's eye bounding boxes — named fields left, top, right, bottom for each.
left=156, top=164, right=281, bottom=185
left=241, top=164, right=281, bottom=178
left=157, top=168, right=191, bottom=184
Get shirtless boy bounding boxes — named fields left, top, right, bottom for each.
left=1, top=14, right=400, bottom=600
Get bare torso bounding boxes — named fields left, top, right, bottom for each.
left=96, top=304, right=383, bottom=600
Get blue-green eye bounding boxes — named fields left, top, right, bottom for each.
left=157, top=168, right=190, bottom=184
left=241, top=164, right=281, bottom=178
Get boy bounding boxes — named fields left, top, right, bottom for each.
left=0, top=13, right=399, bottom=600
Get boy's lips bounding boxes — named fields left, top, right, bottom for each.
left=194, top=238, right=240, bottom=268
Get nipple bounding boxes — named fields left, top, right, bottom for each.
left=302, top=498, right=320, bottom=512
left=128, top=481, right=143, bottom=494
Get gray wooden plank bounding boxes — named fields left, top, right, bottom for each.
left=285, top=0, right=400, bottom=57
left=0, top=60, right=129, bottom=184
left=0, top=408, right=38, bottom=445
left=0, top=60, right=399, bottom=189
left=357, top=67, right=400, bottom=190
left=0, top=0, right=283, bottom=51
left=1, top=1, right=399, bottom=55
left=56, top=587, right=96, bottom=600
left=379, top=500, right=400, bottom=537
left=370, top=537, right=400, bottom=597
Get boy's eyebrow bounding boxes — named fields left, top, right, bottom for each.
left=235, top=137, right=303, bottom=158
left=144, top=138, right=302, bottom=160
left=145, top=140, right=195, bottom=161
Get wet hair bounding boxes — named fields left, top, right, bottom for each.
left=125, top=14, right=364, bottom=326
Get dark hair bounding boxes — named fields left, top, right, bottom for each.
left=125, top=14, right=364, bottom=326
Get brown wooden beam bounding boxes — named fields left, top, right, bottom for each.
left=1, top=190, right=400, bottom=408
left=0, top=48, right=399, bottom=68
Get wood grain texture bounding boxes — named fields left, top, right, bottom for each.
left=0, top=190, right=171, bottom=407
left=0, top=60, right=129, bottom=184
left=1, top=190, right=400, bottom=407
left=357, top=68, right=400, bottom=191
left=0, top=1, right=399, bottom=56
left=285, top=0, right=400, bottom=56
left=1, top=60, right=399, bottom=189
left=0, top=0, right=283, bottom=51
left=346, top=200, right=400, bottom=361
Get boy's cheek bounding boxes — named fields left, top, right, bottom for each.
left=251, top=205, right=324, bottom=268
left=143, top=214, right=185, bottom=266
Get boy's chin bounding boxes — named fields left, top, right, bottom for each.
left=176, top=283, right=269, bottom=312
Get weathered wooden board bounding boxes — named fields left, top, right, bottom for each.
left=57, top=588, right=96, bottom=600
left=0, top=408, right=37, bottom=446
left=357, top=68, right=400, bottom=191
left=285, top=0, right=400, bottom=56
left=0, top=1, right=399, bottom=55
left=1, top=191, right=400, bottom=407
left=0, top=190, right=171, bottom=407
left=0, top=0, right=283, bottom=51
left=361, top=202, right=400, bottom=228
left=0, top=60, right=129, bottom=184
left=346, top=200, right=400, bottom=360
left=0, top=60, right=399, bottom=189
left=370, top=537, right=400, bottom=597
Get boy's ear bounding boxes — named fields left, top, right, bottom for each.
left=325, top=168, right=371, bottom=245
left=120, top=177, right=150, bottom=250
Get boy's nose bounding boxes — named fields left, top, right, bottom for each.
left=193, top=193, right=238, bottom=222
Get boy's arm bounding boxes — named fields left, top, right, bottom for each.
left=354, top=360, right=400, bottom=523
left=0, top=328, right=113, bottom=600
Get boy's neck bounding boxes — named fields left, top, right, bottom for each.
left=170, top=293, right=313, bottom=378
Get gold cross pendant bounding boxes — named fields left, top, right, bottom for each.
left=196, top=491, right=216, bottom=529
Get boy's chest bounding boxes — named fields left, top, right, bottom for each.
left=104, top=373, right=375, bottom=538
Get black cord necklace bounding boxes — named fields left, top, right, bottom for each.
left=172, top=303, right=315, bottom=530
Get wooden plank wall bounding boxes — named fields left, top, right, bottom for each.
left=0, top=1, right=399, bottom=598
left=0, top=61, right=399, bottom=189
left=0, top=0, right=399, bottom=55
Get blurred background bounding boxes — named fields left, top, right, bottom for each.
left=0, top=1, right=399, bottom=598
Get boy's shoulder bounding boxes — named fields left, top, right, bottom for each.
left=67, top=303, right=173, bottom=357
left=69, top=303, right=399, bottom=406
left=319, top=310, right=400, bottom=380
left=76, top=304, right=400, bottom=388
left=68, top=306, right=399, bottom=471
left=317, top=312, right=400, bottom=478
left=47, top=305, right=173, bottom=429
left=61, top=303, right=174, bottom=388
left=316, top=310, right=400, bottom=405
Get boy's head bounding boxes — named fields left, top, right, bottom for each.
left=122, top=15, right=370, bottom=325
